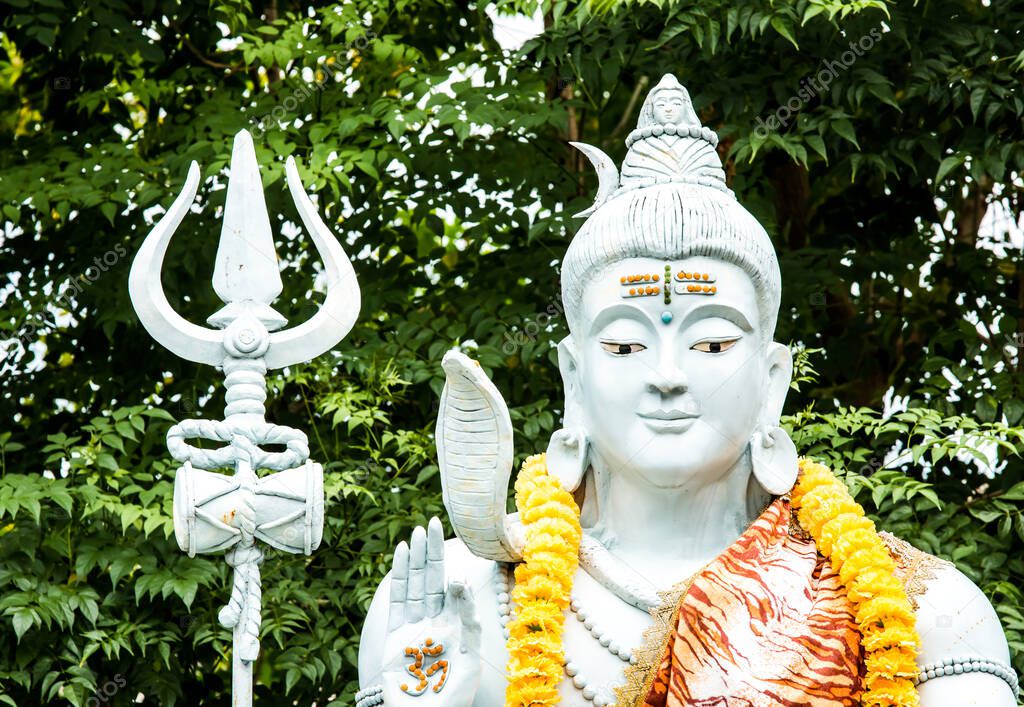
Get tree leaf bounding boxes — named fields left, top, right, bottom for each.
left=936, top=154, right=963, bottom=183
left=100, top=202, right=117, bottom=225
left=770, top=16, right=799, bottom=49
left=11, top=609, right=35, bottom=641
left=831, top=119, right=859, bottom=148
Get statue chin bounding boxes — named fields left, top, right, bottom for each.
left=587, top=419, right=750, bottom=490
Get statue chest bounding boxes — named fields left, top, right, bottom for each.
left=556, top=569, right=652, bottom=706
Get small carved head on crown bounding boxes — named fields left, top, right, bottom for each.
left=636, top=74, right=701, bottom=130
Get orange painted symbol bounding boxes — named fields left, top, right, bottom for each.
left=400, top=638, right=450, bottom=696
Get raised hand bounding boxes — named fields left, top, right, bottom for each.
left=381, top=517, right=481, bottom=706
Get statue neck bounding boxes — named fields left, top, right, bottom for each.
left=588, top=449, right=768, bottom=584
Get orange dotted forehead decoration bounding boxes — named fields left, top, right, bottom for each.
left=618, top=266, right=717, bottom=300
left=618, top=271, right=661, bottom=299
left=674, top=269, right=717, bottom=296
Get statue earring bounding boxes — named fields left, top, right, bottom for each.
left=546, top=427, right=589, bottom=492
left=750, top=425, right=798, bottom=495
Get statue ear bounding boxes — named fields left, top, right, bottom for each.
left=549, top=336, right=588, bottom=492
left=751, top=343, right=798, bottom=495
left=546, top=428, right=588, bottom=492
left=761, top=342, right=793, bottom=428
left=557, top=336, right=583, bottom=428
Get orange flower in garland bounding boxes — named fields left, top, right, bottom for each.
left=505, top=454, right=582, bottom=707
left=792, top=459, right=921, bottom=707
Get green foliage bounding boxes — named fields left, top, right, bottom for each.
left=1, top=0, right=1022, bottom=704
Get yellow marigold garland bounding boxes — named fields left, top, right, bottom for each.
left=503, top=455, right=918, bottom=706
left=792, top=458, right=921, bottom=707
left=506, top=454, right=582, bottom=707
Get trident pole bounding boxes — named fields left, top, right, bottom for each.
left=128, top=130, right=360, bottom=705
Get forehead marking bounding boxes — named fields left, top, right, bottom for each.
left=618, top=265, right=720, bottom=299
left=675, top=269, right=717, bottom=296
left=614, top=261, right=720, bottom=307
left=619, top=270, right=662, bottom=298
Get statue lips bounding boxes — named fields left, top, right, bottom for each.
left=637, top=408, right=699, bottom=433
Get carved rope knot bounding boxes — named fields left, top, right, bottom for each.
left=230, top=434, right=263, bottom=474
left=224, top=543, right=263, bottom=568
left=167, top=420, right=310, bottom=472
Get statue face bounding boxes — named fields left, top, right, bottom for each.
left=651, top=89, right=689, bottom=126
left=561, top=256, right=790, bottom=489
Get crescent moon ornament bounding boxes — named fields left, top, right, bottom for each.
left=570, top=141, right=620, bottom=218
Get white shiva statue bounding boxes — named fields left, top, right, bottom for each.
left=354, top=75, right=1018, bottom=707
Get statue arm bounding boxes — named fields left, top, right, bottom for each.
left=915, top=565, right=1018, bottom=706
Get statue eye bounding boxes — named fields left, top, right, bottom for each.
left=601, top=342, right=647, bottom=356
left=691, top=339, right=738, bottom=354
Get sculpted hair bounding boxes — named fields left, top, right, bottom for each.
left=560, top=183, right=782, bottom=340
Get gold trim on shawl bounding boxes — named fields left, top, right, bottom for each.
left=612, top=568, right=704, bottom=707
left=878, top=531, right=952, bottom=609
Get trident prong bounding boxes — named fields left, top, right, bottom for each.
left=128, top=160, right=224, bottom=366
left=129, top=129, right=360, bottom=706
left=266, top=156, right=360, bottom=368
left=129, top=129, right=361, bottom=368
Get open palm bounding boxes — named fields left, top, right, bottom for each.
left=381, top=518, right=481, bottom=706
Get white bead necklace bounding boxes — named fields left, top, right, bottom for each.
left=569, top=594, right=636, bottom=664
left=493, top=563, right=511, bottom=640
left=494, top=563, right=626, bottom=706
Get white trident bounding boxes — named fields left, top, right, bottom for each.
left=128, top=130, right=360, bottom=705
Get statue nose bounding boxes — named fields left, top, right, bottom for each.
left=647, top=360, right=688, bottom=395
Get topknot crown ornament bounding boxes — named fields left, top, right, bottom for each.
left=561, top=74, right=781, bottom=340
left=572, top=74, right=729, bottom=217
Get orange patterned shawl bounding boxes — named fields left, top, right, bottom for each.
left=628, top=497, right=863, bottom=706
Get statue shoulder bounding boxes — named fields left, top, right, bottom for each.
left=879, top=532, right=1018, bottom=704
left=913, top=562, right=1010, bottom=663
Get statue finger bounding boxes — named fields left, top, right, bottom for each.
left=406, top=525, right=427, bottom=623
left=387, top=540, right=409, bottom=631
left=425, top=516, right=445, bottom=618
left=447, top=581, right=481, bottom=656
